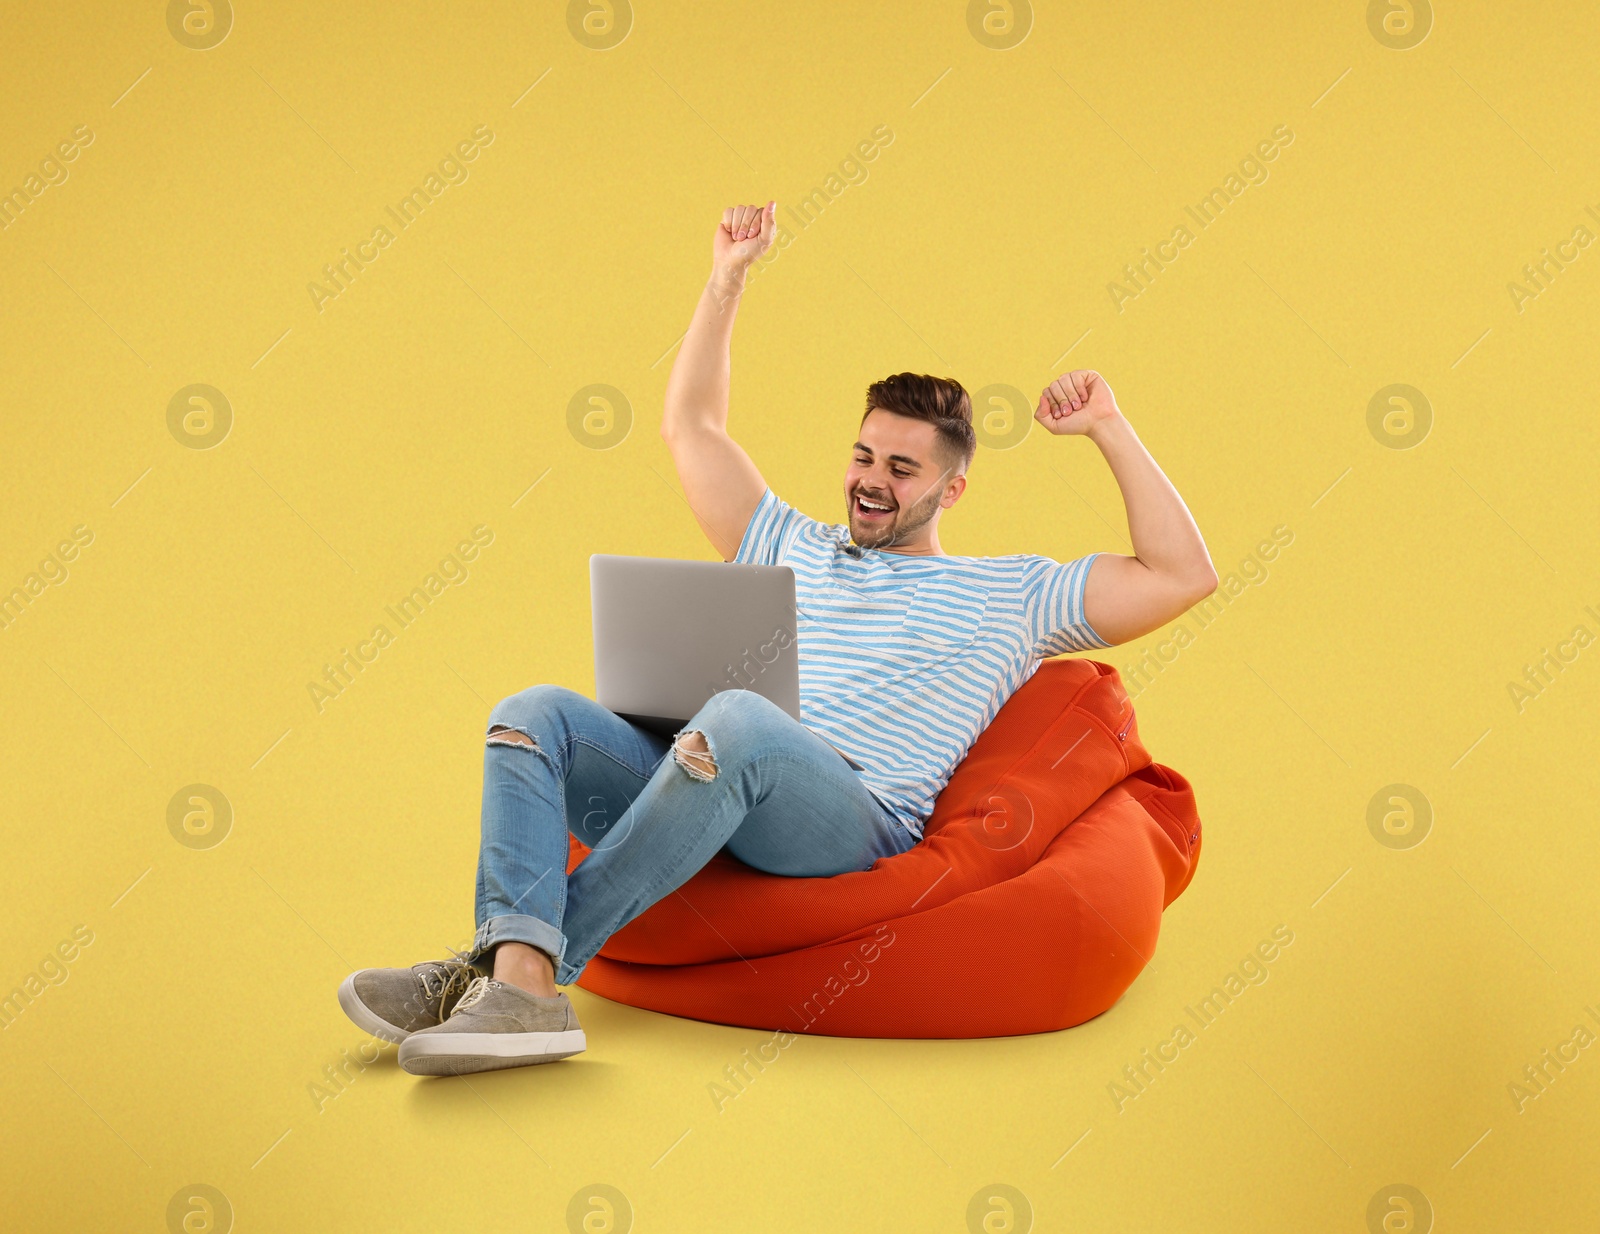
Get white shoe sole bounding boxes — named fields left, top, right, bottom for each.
left=398, top=1028, right=587, bottom=1076
left=337, top=973, right=414, bottom=1044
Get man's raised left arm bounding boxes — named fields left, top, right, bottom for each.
left=1035, top=369, right=1218, bottom=646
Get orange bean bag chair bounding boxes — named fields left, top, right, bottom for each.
left=570, top=657, right=1202, bottom=1038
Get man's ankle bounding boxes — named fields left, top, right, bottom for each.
left=492, top=942, right=559, bottom=998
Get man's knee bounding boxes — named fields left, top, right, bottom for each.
left=486, top=683, right=586, bottom=751
left=670, top=690, right=785, bottom=781
left=671, top=728, right=717, bottom=781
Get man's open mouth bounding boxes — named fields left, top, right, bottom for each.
left=854, top=494, right=895, bottom=520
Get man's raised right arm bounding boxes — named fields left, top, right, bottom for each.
left=660, top=201, right=777, bottom=562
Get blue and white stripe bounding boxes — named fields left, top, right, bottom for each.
left=734, top=487, right=1109, bottom=839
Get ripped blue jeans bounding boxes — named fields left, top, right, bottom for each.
left=470, top=685, right=918, bottom=986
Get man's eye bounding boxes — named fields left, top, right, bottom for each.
left=891, top=469, right=910, bottom=478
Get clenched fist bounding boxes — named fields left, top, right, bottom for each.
left=1035, top=369, right=1120, bottom=436
left=714, top=201, right=776, bottom=277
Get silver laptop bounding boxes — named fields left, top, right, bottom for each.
left=591, top=554, right=802, bottom=738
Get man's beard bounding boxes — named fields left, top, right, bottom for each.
left=849, top=483, right=943, bottom=549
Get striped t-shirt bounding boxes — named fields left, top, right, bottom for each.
left=734, top=486, right=1111, bottom=840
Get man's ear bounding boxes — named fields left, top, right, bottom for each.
left=941, top=474, right=967, bottom=508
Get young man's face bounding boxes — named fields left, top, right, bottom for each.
left=844, top=409, right=965, bottom=550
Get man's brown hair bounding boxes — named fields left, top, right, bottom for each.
left=860, top=372, right=977, bottom=475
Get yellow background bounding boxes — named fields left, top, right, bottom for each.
left=2, top=1, right=1595, bottom=1230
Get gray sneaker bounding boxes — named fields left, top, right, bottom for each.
left=397, top=976, right=586, bottom=1076
left=337, top=953, right=483, bottom=1043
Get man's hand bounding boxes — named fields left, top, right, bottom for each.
left=1035, top=369, right=1120, bottom=436
left=713, top=201, right=776, bottom=283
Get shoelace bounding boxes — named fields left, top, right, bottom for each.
left=416, top=950, right=482, bottom=1019
left=451, top=975, right=494, bottom=1015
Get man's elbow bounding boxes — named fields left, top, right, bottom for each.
left=1182, top=562, right=1219, bottom=607
left=660, top=414, right=708, bottom=445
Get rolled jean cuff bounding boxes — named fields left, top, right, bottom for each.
left=472, top=914, right=565, bottom=971
left=554, top=953, right=590, bottom=988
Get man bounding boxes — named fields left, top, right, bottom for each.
left=337, top=200, right=1218, bottom=1076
